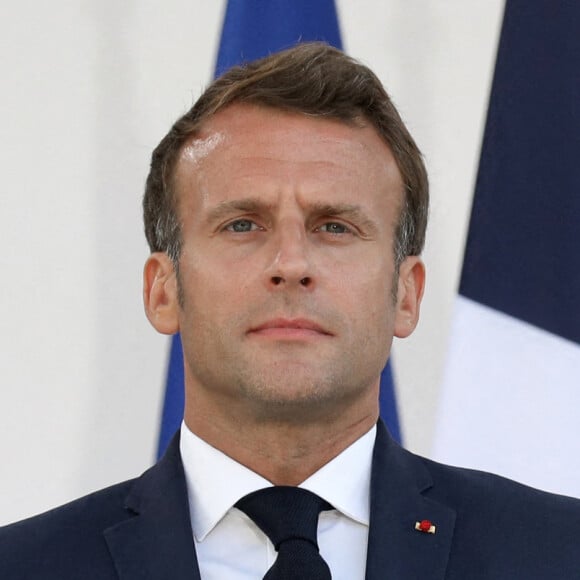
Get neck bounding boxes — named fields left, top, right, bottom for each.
left=184, top=388, right=379, bottom=485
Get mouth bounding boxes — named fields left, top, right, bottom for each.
left=248, top=318, right=333, bottom=340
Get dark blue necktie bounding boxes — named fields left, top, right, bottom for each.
left=235, top=486, right=333, bottom=580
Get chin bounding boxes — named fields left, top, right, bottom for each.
left=238, top=374, right=362, bottom=420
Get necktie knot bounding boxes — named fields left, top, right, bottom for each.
left=235, top=486, right=333, bottom=579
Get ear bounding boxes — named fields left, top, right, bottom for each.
left=393, top=256, right=425, bottom=339
left=143, top=252, right=179, bottom=335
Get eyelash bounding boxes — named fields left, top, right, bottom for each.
left=223, top=219, right=262, bottom=233
left=222, top=219, right=354, bottom=235
left=316, top=222, right=353, bottom=235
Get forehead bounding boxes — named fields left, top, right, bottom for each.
left=174, top=103, right=403, bottom=210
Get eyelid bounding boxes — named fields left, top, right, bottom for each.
left=222, top=217, right=262, bottom=232
left=315, top=220, right=355, bottom=234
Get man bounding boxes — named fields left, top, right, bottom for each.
left=1, top=43, right=579, bottom=579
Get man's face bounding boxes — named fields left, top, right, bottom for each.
left=148, top=103, right=423, bottom=425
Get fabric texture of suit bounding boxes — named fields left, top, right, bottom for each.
left=2, top=420, right=580, bottom=579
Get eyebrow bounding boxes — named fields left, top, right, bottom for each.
left=205, top=198, right=379, bottom=234
left=206, top=198, right=274, bottom=223
left=307, top=202, right=378, bottom=232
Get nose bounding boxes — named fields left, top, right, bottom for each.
left=265, top=223, right=314, bottom=290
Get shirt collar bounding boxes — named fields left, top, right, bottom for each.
left=179, top=422, right=376, bottom=541
left=300, top=425, right=375, bottom=526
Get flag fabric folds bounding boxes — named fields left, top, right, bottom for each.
left=433, top=0, right=580, bottom=497
left=157, top=0, right=402, bottom=458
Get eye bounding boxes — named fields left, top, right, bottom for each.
left=318, top=222, right=352, bottom=235
left=224, top=219, right=261, bottom=233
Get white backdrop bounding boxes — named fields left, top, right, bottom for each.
left=0, top=0, right=504, bottom=525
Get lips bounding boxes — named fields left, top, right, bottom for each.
left=249, top=318, right=332, bottom=337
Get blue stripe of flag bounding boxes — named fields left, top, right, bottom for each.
left=215, top=0, right=343, bottom=75
left=459, top=0, right=580, bottom=345
left=157, top=0, right=401, bottom=458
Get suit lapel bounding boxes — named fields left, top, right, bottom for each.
left=366, top=421, right=456, bottom=580
left=104, top=434, right=201, bottom=580
left=101, top=422, right=456, bottom=579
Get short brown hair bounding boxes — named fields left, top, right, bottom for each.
left=143, top=42, right=428, bottom=266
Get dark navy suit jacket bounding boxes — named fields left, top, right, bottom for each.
left=2, top=421, right=580, bottom=579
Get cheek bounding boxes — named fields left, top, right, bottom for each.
left=319, top=245, right=393, bottom=303
left=186, top=242, right=265, bottom=289
left=177, top=258, right=219, bottom=319
left=366, top=266, right=397, bottom=326
left=178, top=256, right=257, bottom=330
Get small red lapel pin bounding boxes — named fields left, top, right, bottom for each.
left=415, top=519, right=436, bottom=534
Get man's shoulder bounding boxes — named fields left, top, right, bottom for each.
left=419, top=451, right=580, bottom=515
left=0, top=435, right=189, bottom=579
left=414, top=452, right=580, bottom=575
left=377, top=422, right=580, bottom=523
left=0, top=478, right=137, bottom=577
left=0, top=477, right=136, bottom=535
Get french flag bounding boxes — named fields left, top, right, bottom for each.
left=433, top=1, right=580, bottom=497
left=157, top=0, right=401, bottom=458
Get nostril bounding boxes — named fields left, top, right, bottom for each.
left=269, top=276, right=311, bottom=287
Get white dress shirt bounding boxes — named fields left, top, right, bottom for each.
left=179, top=422, right=376, bottom=580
